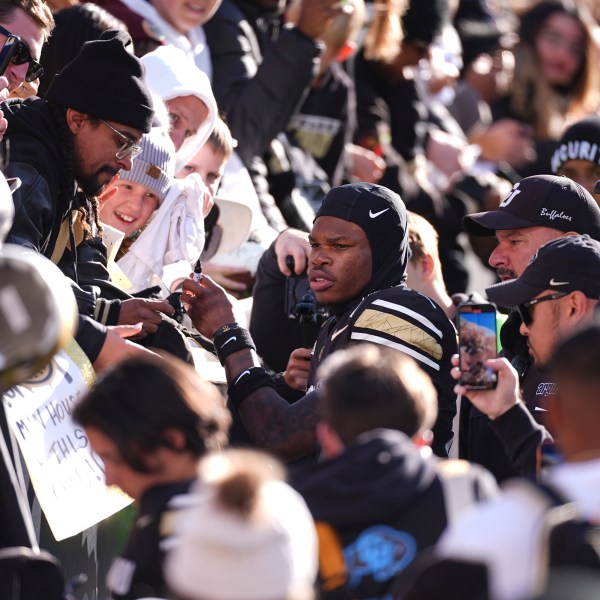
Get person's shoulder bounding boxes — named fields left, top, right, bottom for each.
left=436, top=479, right=555, bottom=600
left=435, top=459, right=499, bottom=507
left=361, top=287, right=456, bottom=333
left=207, top=0, right=249, bottom=26
left=348, top=288, right=456, bottom=372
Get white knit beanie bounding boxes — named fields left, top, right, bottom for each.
left=165, top=450, right=318, bottom=600
left=118, top=126, right=176, bottom=203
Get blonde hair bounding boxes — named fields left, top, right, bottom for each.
left=206, top=116, right=236, bottom=161
left=363, top=0, right=409, bottom=63
left=509, top=2, right=599, bottom=140
left=321, top=0, right=366, bottom=55
left=408, top=211, right=441, bottom=271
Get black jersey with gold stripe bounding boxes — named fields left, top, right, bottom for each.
left=308, top=286, right=458, bottom=458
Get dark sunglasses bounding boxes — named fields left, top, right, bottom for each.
left=0, top=25, right=44, bottom=83
left=516, top=292, right=568, bottom=326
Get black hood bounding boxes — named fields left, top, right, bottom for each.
left=315, top=183, right=411, bottom=315
left=292, top=429, right=437, bottom=527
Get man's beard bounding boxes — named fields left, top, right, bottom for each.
left=497, top=267, right=518, bottom=281
left=76, top=166, right=118, bottom=197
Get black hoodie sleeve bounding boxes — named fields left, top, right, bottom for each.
left=489, top=403, right=552, bottom=480
left=204, top=0, right=322, bottom=165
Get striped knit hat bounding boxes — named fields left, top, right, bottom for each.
left=118, top=127, right=176, bottom=202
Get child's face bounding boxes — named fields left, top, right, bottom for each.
left=177, top=144, right=226, bottom=198
left=151, top=0, right=223, bottom=33
left=99, top=180, right=160, bottom=238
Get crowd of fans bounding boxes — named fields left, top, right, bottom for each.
left=1, top=0, right=600, bottom=598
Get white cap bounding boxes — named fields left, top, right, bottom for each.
left=165, top=450, right=318, bottom=600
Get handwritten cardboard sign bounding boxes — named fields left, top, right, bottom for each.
left=2, top=340, right=131, bottom=541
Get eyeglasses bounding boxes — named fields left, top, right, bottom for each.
left=99, top=120, right=142, bottom=159
left=0, top=25, right=44, bottom=83
left=517, top=292, right=568, bottom=326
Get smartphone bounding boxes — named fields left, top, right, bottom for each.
left=0, top=34, right=22, bottom=78
left=458, top=302, right=498, bottom=390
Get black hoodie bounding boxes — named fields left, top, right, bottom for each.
left=292, top=429, right=497, bottom=600
left=307, top=184, right=458, bottom=457
left=4, top=97, right=75, bottom=257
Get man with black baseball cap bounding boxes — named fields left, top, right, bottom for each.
left=464, top=174, right=600, bottom=281
left=486, top=235, right=600, bottom=371
left=460, top=175, right=600, bottom=481
left=181, top=182, right=458, bottom=460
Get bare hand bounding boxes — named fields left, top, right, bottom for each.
left=93, top=324, right=157, bottom=372
left=296, top=0, right=345, bottom=40
left=283, top=347, right=312, bottom=391
left=118, top=298, right=175, bottom=335
left=347, top=143, right=386, bottom=183
left=181, top=275, right=237, bottom=338
left=451, top=354, right=520, bottom=420
left=275, top=228, right=310, bottom=276
left=471, top=119, right=535, bottom=167
left=426, top=128, right=469, bottom=180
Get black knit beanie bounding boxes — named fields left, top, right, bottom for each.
left=315, top=183, right=411, bottom=298
left=550, top=116, right=600, bottom=173
left=45, top=30, right=154, bottom=133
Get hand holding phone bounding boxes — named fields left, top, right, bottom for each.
left=451, top=354, right=520, bottom=420
left=458, top=302, right=498, bottom=390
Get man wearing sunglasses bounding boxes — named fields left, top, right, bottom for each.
left=486, top=235, right=600, bottom=373
left=458, top=175, right=600, bottom=481
left=0, top=0, right=53, bottom=92
left=449, top=235, right=600, bottom=482
left=0, top=0, right=54, bottom=137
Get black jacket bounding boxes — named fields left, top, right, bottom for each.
left=204, top=0, right=321, bottom=165
left=106, top=479, right=194, bottom=600
left=292, top=429, right=497, bottom=600
left=308, top=286, right=458, bottom=458
left=459, top=311, right=553, bottom=482
left=2, top=97, right=125, bottom=325
left=4, top=98, right=72, bottom=257
left=204, top=0, right=322, bottom=230
left=287, top=62, right=356, bottom=187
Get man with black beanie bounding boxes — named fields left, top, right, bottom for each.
left=2, top=30, right=177, bottom=353
left=181, top=182, right=458, bottom=460
left=5, top=29, right=153, bottom=257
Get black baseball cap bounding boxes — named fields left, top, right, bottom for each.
left=463, top=175, right=600, bottom=239
left=485, top=234, right=600, bottom=307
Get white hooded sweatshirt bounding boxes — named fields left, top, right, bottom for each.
left=142, top=46, right=218, bottom=172
left=116, top=49, right=218, bottom=293
left=116, top=0, right=215, bottom=79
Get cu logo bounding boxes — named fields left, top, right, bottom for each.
left=499, top=182, right=521, bottom=207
